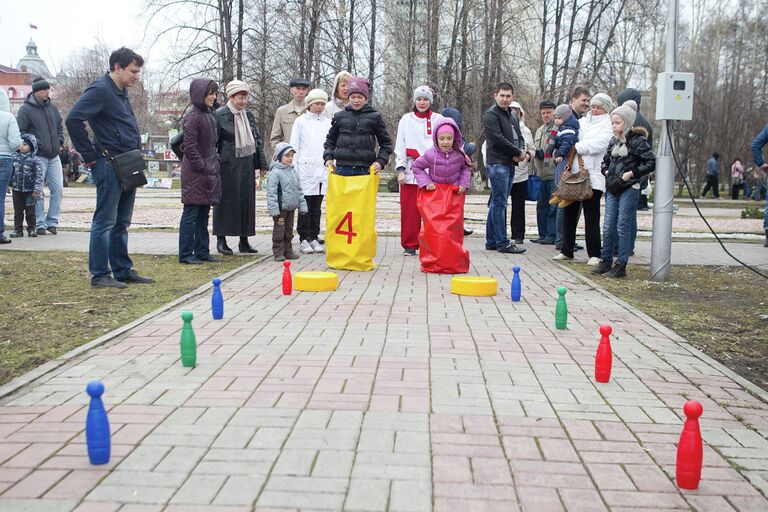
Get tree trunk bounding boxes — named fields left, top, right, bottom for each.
left=347, top=0, right=356, bottom=72
left=368, top=0, right=376, bottom=90
left=236, top=0, right=243, bottom=79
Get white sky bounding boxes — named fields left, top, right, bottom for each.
left=0, top=0, right=156, bottom=74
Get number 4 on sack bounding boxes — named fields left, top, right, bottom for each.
left=335, top=212, right=357, bottom=244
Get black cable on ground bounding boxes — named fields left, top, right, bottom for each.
left=666, top=120, right=768, bottom=279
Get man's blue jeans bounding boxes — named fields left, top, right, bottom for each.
left=89, top=158, right=136, bottom=280
left=35, top=156, right=63, bottom=229
left=0, top=158, right=12, bottom=237
left=536, top=178, right=557, bottom=241
left=485, top=163, right=514, bottom=248
left=601, top=187, right=639, bottom=265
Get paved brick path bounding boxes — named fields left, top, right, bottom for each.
left=0, top=237, right=767, bottom=511
left=2, top=229, right=767, bottom=270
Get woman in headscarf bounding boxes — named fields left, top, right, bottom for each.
left=213, top=80, right=269, bottom=255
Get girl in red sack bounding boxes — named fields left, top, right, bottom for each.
left=411, top=118, right=472, bottom=273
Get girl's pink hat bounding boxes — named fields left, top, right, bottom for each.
left=436, top=123, right=454, bottom=137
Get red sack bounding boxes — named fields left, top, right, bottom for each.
left=417, top=184, right=469, bottom=274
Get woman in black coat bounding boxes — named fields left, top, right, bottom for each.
left=213, top=80, right=269, bottom=254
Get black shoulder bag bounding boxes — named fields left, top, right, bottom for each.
left=104, top=148, right=148, bottom=191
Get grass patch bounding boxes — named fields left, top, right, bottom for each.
left=0, top=251, right=249, bottom=386
left=571, top=264, right=768, bottom=390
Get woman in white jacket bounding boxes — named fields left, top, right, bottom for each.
left=554, top=93, right=614, bottom=263
left=394, top=86, right=443, bottom=255
left=290, top=89, right=332, bottom=253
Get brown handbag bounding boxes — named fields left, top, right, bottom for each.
left=555, top=147, right=593, bottom=201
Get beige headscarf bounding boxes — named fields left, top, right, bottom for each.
left=225, top=80, right=256, bottom=158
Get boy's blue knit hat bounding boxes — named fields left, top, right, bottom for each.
left=273, top=142, right=295, bottom=162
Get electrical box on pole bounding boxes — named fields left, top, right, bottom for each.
left=655, top=72, right=694, bottom=121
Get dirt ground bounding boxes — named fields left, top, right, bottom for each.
left=571, top=264, right=768, bottom=390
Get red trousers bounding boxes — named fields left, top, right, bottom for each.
left=400, top=183, right=421, bottom=250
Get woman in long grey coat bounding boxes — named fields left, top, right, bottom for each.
left=213, top=80, right=269, bottom=254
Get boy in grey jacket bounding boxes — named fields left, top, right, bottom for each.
left=267, top=143, right=308, bottom=261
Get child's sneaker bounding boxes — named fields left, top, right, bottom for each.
left=27, top=229, right=37, bottom=238
left=285, top=250, right=300, bottom=260
left=9, top=230, right=23, bottom=238
left=299, top=240, right=313, bottom=254
left=403, top=248, right=416, bottom=256
left=311, top=240, right=324, bottom=253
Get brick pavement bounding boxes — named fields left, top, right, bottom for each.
left=0, top=237, right=767, bottom=511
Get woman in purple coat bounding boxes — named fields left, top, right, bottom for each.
left=179, top=78, right=222, bottom=264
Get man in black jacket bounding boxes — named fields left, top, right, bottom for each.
left=17, top=77, right=64, bottom=236
left=483, top=83, right=528, bottom=254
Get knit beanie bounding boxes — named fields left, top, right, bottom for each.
left=225, top=80, right=250, bottom=98
left=305, top=88, right=328, bottom=108
left=611, top=100, right=637, bottom=135
left=436, top=123, right=454, bottom=137
left=590, top=93, right=616, bottom=113
left=32, top=77, right=50, bottom=92
left=346, top=77, right=369, bottom=99
left=413, top=85, right=434, bottom=104
left=273, top=142, right=295, bottom=162
left=553, top=104, right=572, bottom=119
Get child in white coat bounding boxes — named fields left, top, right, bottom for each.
left=290, top=89, right=332, bottom=253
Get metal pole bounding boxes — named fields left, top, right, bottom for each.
left=650, top=0, right=678, bottom=282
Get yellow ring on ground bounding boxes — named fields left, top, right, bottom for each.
left=294, top=271, right=339, bottom=292
left=450, top=276, right=498, bottom=296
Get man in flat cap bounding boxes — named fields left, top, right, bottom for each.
left=17, top=76, right=64, bottom=236
left=270, top=78, right=311, bottom=148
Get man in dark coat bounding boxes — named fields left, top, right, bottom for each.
left=482, top=82, right=528, bottom=254
left=17, top=76, right=64, bottom=235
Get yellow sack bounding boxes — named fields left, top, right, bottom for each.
left=325, top=167, right=379, bottom=271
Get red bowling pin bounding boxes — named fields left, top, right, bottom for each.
left=282, top=261, right=292, bottom=295
left=676, top=400, right=703, bottom=490
left=594, top=324, right=612, bottom=383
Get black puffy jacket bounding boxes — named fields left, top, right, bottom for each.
left=323, top=104, right=392, bottom=168
left=601, top=127, right=655, bottom=195
left=482, top=104, right=524, bottom=166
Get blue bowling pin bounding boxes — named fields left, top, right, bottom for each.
left=212, top=278, right=224, bottom=320
left=511, top=266, right=521, bottom=302
left=85, top=381, right=110, bottom=465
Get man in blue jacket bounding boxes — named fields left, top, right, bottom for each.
left=65, top=47, right=154, bottom=289
left=751, top=124, right=768, bottom=247
left=701, top=153, right=720, bottom=199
